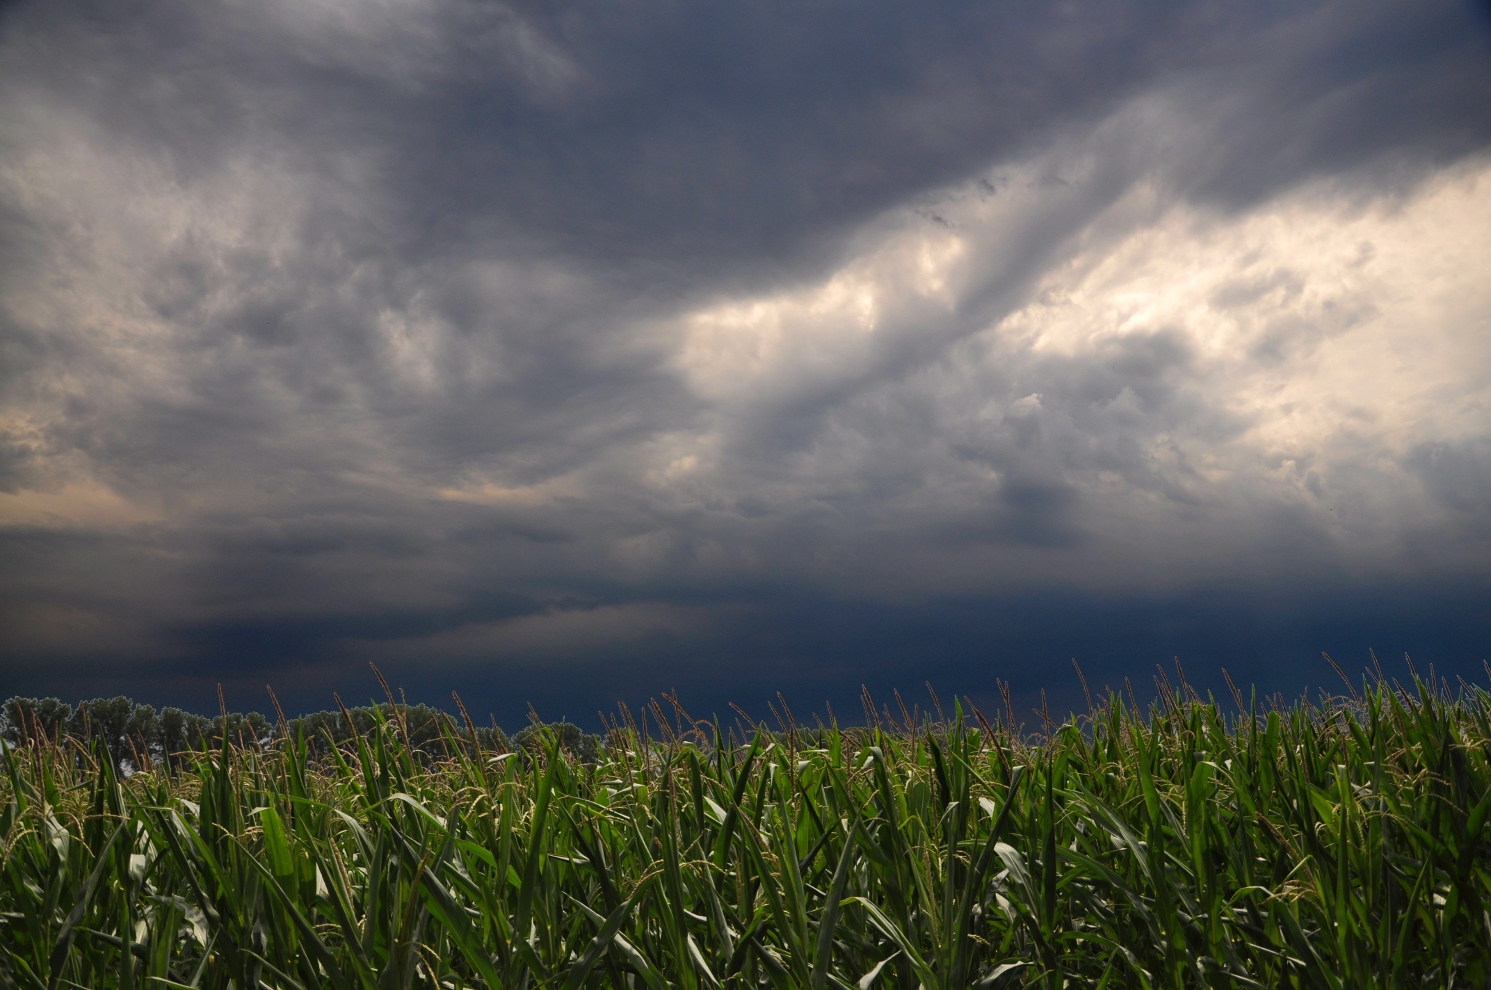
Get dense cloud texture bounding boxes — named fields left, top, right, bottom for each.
left=2, top=0, right=1490, bottom=725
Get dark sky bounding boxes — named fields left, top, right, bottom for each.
left=2, top=0, right=1490, bottom=730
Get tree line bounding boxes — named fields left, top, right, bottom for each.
left=0, top=694, right=602, bottom=769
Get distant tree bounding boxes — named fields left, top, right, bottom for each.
left=2, top=694, right=511, bottom=769
left=67, top=697, right=134, bottom=762
left=286, top=703, right=507, bottom=759
left=209, top=710, right=272, bottom=749
left=158, top=707, right=210, bottom=769
left=124, top=704, right=159, bottom=764
left=1, top=697, right=73, bottom=743
left=61, top=697, right=177, bottom=768
left=512, top=721, right=602, bottom=764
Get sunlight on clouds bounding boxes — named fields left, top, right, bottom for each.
left=435, top=473, right=584, bottom=507
left=910, top=234, right=967, bottom=300
left=649, top=149, right=1491, bottom=590
left=675, top=232, right=965, bottom=402
left=676, top=273, right=880, bottom=402
left=634, top=431, right=724, bottom=498
left=377, top=304, right=448, bottom=390
left=0, top=413, right=162, bottom=527
left=0, top=480, right=162, bottom=528
left=998, top=160, right=1491, bottom=461
left=361, top=602, right=717, bottom=665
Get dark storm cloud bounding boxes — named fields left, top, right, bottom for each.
left=1, top=0, right=1489, bottom=720
left=8, top=1, right=1485, bottom=274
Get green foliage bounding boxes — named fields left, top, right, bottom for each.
left=288, top=703, right=507, bottom=757
left=1, top=695, right=265, bottom=765
left=512, top=720, right=602, bottom=763
left=0, top=697, right=72, bottom=741
left=3, top=677, right=1491, bottom=987
left=1, top=696, right=504, bottom=770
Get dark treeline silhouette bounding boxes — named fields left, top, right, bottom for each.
left=0, top=696, right=265, bottom=771
left=286, top=703, right=509, bottom=758
left=511, top=719, right=602, bottom=763
left=0, top=694, right=579, bottom=769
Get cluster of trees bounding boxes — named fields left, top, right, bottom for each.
left=0, top=696, right=265, bottom=770
left=276, top=704, right=508, bottom=758
left=511, top=720, right=602, bottom=763
left=0, top=695, right=603, bottom=769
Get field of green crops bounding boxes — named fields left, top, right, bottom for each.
left=4, top=673, right=1491, bottom=989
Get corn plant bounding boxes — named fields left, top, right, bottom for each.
left=3, top=674, right=1490, bottom=988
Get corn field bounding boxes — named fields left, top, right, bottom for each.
left=3, top=674, right=1491, bottom=989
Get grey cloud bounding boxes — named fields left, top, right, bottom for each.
left=1409, top=439, right=1491, bottom=519
left=1210, top=269, right=1305, bottom=311
left=10, top=0, right=1482, bottom=277
left=1157, top=3, right=1491, bottom=205
left=0, top=438, right=34, bottom=494
left=1, top=0, right=1488, bottom=713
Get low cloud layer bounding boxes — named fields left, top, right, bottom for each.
left=2, top=0, right=1489, bottom=722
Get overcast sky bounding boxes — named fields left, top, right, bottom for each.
left=2, top=0, right=1489, bottom=726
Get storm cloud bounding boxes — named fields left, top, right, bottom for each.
left=2, top=0, right=1489, bottom=724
